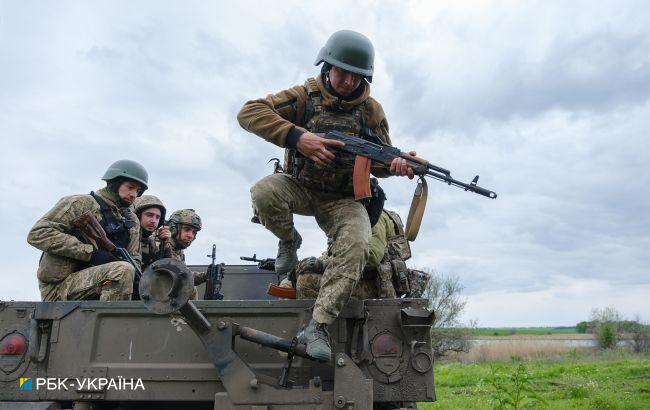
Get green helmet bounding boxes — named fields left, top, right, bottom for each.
left=314, top=30, right=375, bottom=81
left=168, top=209, right=202, bottom=237
left=134, top=195, right=167, bottom=227
left=102, top=159, right=149, bottom=193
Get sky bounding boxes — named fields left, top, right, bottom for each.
left=1, top=0, right=648, bottom=327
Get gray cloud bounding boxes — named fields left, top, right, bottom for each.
left=1, top=0, right=648, bottom=325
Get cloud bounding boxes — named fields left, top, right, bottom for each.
left=1, top=1, right=648, bottom=325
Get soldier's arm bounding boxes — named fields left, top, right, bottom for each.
left=126, top=214, right=142, bottom=269
left=236, top=85, right=308, bottom=148
left=365, top=216, right=389, bottom=270
left=193, top=270, right=207, bottom=286
left=27, top=196, right=94, bottom=262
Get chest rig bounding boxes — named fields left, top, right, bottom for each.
left=284, top=78, right=366, bottom=194
left=90, top=191, right=134, bottom=249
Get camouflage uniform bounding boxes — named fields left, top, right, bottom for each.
left=297, top=210, right=396, bottom=300
left=165, top=210, right=207, bottom=288
left=134, top=195, right=169, bottom=271
left=27, top=188, right=141, bottom=301
left=296, top=210, right=430, bottom=300
left=239, top=74, right=392, bottom=325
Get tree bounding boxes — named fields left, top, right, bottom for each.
left=575, top=321, right=589, bottom=334
left=421, top=269, right=474, bottom=357
left=590, top=307, right=621, bottom=349
left=629, top=316, right=650, bottom=354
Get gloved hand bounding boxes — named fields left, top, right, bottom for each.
left=89, top=249, right=118, bottom=266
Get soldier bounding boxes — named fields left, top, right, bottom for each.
left=27, top=160, right=147, bottom=301
left=134, top=195, right=171, bottom=271
left=165, top=209, right=207, bottom=289
left=296, top=209, right=429, bottom=300
left=237, top=30, right=414, bottom=361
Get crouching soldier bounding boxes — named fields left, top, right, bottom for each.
left=296, top=209, right=429, bottom=299
left=27, top=160, right=146, bottom=301
left=134, top=195, right=171, bottom=271
left=165, top=209, right=207, bottom=291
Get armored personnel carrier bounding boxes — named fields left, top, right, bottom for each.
left=0, top=258, right=435, bottom=409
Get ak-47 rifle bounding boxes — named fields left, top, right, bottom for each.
left=323, top=130, right=498, bottom=200
left=239, top=254, right=276, bottom=272
left=203, top=244, right=224, bottom=300
left=72, top=210, right=143, bottom=298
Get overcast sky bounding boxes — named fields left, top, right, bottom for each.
left=1, top=0, right=648, bottom=327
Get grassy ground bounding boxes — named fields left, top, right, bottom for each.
left=419, top=349, right=650, bottom=409
left=473, top=327, right=578, bottom=337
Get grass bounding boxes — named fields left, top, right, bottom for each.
left=419, top=349, right=650, bottom=409
left=473, top=327, right=579, bottom=337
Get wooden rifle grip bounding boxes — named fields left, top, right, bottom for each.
left=267, top=284, right=296, bottom=299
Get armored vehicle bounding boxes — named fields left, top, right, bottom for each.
left=0, top=258, right=435, bottom=409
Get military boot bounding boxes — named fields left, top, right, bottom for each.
left=297, top=318, right=331, bottom=362
left=275, top=229, right=302, bottom=274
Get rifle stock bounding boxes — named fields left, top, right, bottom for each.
left=267, top=284, right=296, bottom=299
left=72, top=210, right=142, bottom=280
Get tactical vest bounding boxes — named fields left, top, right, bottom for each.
left=141, top=236, right=157, bottom=270
left=90, top=191, right=134, bottom=249
left=284, top=77, right=365, bottom=193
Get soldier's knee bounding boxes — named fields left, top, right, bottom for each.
left=251, top=176, right=285, bottom=210
left=113, top=261, right=135, bottom=282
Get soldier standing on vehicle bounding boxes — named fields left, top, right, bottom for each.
left=134, top=195, right=171, bottom=271
left=237, top=30, right=414, bottom=361
left=27, top=160, right=147, bottom=301
left=165, top=209, right=207, bottom=288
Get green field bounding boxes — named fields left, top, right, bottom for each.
left=420, top=350, right=650, bottom=409
left=473, top=327, right=578, bottom=337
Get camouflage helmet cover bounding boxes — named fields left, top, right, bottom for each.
left=134, top=195, right=167, bottom=228
left=168, top=209, right=202, bottom=236
left=314, top=30, right=375, bottom=81
left=102, top=159, right=149, bottom=193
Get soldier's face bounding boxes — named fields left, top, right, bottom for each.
left=140, top=207, right=161, bottom=233
left=328, top=66, right=363, bottom=97
left=178, top=224, right=198, bottom=246
left=117, top=181, right=142, bottom=205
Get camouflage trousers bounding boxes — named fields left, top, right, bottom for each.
left=251, top=173, right=371, bottom=325
left=297, top=273, right=380, bottom=300
left=38, top=261, right=135, bottom=302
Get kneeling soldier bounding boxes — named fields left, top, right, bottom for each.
left=27, top=160, right=146, bottom=301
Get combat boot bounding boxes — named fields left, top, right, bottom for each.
left=275, top=229, right=302, bottom=274
left=297, top=318, right=331, bottom=362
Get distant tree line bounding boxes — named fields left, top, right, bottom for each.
left=577, top=307, right=649, bottom=352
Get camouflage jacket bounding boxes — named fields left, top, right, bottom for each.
left=27, top=188, right=142, bottom=284
left=165, top=240, right=207, bottom=286
left=140, top=232, right=172, bottom=271
left=237, top=75, right=392, bottom=178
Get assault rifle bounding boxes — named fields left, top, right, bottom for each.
left=240, top=254, right=276, bottom=272
left=203, top=244, right=225, bottom=300
left=323, top=130, right=498, bottom=200
left=72, top=210, right=143, bottom=298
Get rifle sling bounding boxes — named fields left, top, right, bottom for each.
left=405, top=177, right=428, bottom=242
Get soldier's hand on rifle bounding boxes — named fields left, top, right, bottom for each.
left=158, top=226, right=171, bottom=241
left=390, top=151, right=416, bottom=179
left=297, top=131, right=345, bottom=168
left=89, top=249, right=118, bottom=266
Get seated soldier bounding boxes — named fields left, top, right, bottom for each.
left=164, top=209, right=207, bottom=294
left=27, top=160, right=147, bottom=301
left=134, top=195, right=171, bottom=271
left=295, top=208, right=429, bottom=300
